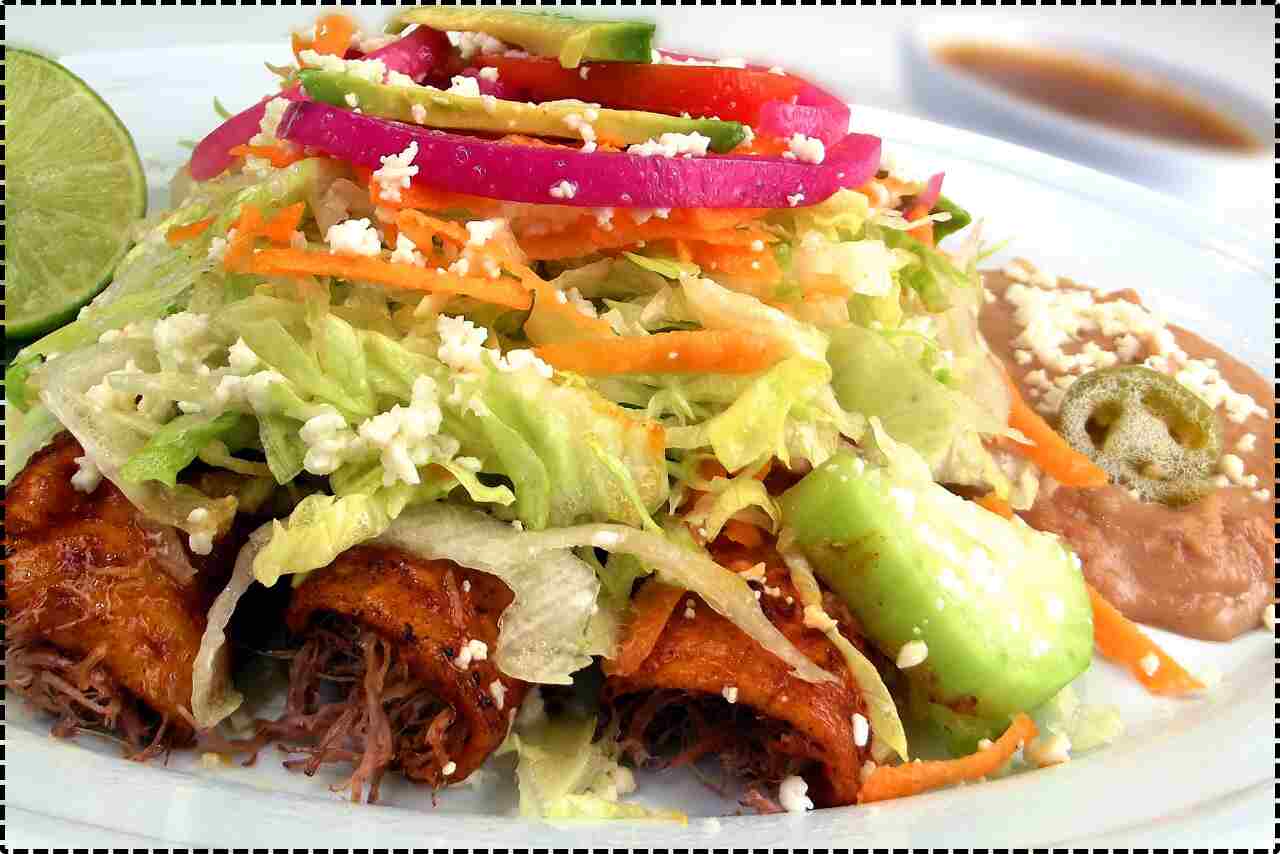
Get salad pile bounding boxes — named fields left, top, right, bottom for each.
left=8, top=8, right=1206, bottom=819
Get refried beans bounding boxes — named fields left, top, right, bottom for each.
left=980, top=265, right=1275, bottom=642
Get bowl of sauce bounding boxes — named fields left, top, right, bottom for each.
left=904, top=23, right=1270, bottom=206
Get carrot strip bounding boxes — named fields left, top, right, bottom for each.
left=228, top=143, right=306, bottom=169
left=396, top=210, right=471, bottom=249
left=904, top=202, right=935, bottom=247
left=259, top=202, right=306, bottom=245
left=1003, top=372, right=1109, bottom=488
left=1087, top=584, right=1204, bottom=696
left=363, top=175, right=504, bottom=216
left=312, top=13, right=356, bottom=57
left=520, top=218, right=770, bottom=262
left=975, top=492, right=1014, bottom=519
left=603, top=579, right=686, bottom=678
left=858, top=714, right=1038, bottom=804
left=248, top=247, right=533, bottom=310
left=535, top=330, right=784, bottom=376
left=691, top=242, right=781, bottom=284
left=165, top=216, right=214, bottom=246
left=222, top=205, right=265, bottom=272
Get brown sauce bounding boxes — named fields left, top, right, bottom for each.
left=935, top=41, right=1262, bottom=153
left=980, top=271, right=1275, bottom=642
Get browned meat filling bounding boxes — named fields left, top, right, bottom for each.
left=263, top=546, right=529, bottom=801
left=4, top=433, right=241, bottom=752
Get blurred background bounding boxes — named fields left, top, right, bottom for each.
left=11, top=6, right=1273, bottom=233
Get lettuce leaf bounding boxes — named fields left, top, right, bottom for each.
left=507, top=712, right=685, bottom=823
left=876, top=226, right=973, bottom=313
left=374, top=504, right=600, bottom=684
left=827, top=324, right=1010, bottom=494
left=120, top=411, right=258, bottom=487
left=622, top=252, right=700, bottom=281
left=253, top=493, right=394, bottom=587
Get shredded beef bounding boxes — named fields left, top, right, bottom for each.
left=257, top=616, right=450, bottom=803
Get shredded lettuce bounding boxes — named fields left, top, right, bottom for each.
left=932, top=195, right=973, bottom=243
left=683, top=472, right=779, bottom=542
left=120, top=411, right=258, bottom=487
left=374, top=504, right=600, bottom=684
left=4, top=404, right=61, bottom=484
left=875, top=226, right=974, bottom=313
left=253, top=493, right=394, bottom=587
left=506, top=712, right=685, bottom=823
left=827, top=324, right=1009, bottom=493
left=622, top=252, right=700, bottom=281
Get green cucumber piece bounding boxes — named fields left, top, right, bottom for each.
left=781, top=451, right=1093, bottom=720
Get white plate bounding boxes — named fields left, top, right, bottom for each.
left=6, top=24, right=1274, bottom=850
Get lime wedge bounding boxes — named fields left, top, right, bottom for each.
left=6, top=49, right=147, bottom=340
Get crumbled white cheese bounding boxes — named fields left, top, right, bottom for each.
left=1025, top=732, right=1072, bottom=767
left=563, top=112, right=598, bottom=149
left=851, top=713, right=870, bottom=748
left=451, top=31, right=508, bottom=60
left=563, top=287, right=598, bottom=318
left=787, top=192, right=806, bottom=207
left=1138, top=652, right=1160, bottom=677
left=1217, top=453, right=1260, bottom=489
left=357, top=376, right=457, bottom=487
left=251, top=96, right=293, bottom=147
left=372, top=141, right=420, bottom=203
left=344, top=92, right=360, bottom=109
left=297, top=50, right=394, bottom=85
left=548, top=179, right=579, bottom=200
left=441, top=760, right=457, bottom=777
left=477, top=66, right=499, bottom=83
left=70, top=455, right=102, bottom=494
left=436, top=314, right=490, bottom=372
left=579, top=66, right=590, bottom=80
left=299, top=409, right=360, bottom=476
left=489, top=680, right=506, bottom=710
left=447, top=75, right=482, bottom=98
left=721, top=685, right=738, bottom=704
left=325, top=218, right=382, bottom=256
left=389, top=233, right=427, bottom=267
left=226, top=338, right=259, bottom=375
left=778, top=775, right=813, bottom=813
left=896, top=640, right=929, bottom=669
left=1173, top=357, right=1268, bottom=424
left=627, top=132, right=712, bottom=158
left=465, top=218, right=506, bottom=247
left=494, top=349, right=554, bottom=378
left=154, top=312, right=217, bottom=372
left=353, top=31, right=398, bottom=54
left=453, top=638, right=489, bottom=670
left=977, top=738, right=995, bottom=751
left=186, top=507, right=216, bottom=556
left=1235, top=433, right=1258, bottom=453
left=782, top=133, right=826, bottom=164
left=410, top=103, right=428, bottom=124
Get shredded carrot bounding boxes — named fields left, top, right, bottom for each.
left=259, top=202, right=306, bottom=245
left=523, top=281, right=616, bottom=345
left=165, top=216, right=214, bottom=246
left=535, top=330, right=784, bottom=376
left=222, top=205, right=265, bottom=272
left=975, top=492, right=1014, bottom=519
left=312, top=13, right=356, bottom=57
left=396, top=210, right=471, bottom=249
left=228, top=143, right=306, bottom=169
left=858, top=714, right=1039, bottom=804
left=722, top=518, right=765, bottom=548
left=691, top=242, right=781, bottom=284
left=1087, top=584, right=1205, bottom=696
left=247, top=247, right=533, bottom=310
left=520, top=217, right=771, bottom=262
left=362, top=174, right=504, bottom=216
left=604, top=579, right=686, bottom=678
left=1003, top=372, right=1109, bottom=488
left=904, top=202, right=935, bottom=247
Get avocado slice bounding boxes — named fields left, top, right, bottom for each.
left=389, top=8, right=654, bottom=68
left=299, top=70, right=747, bottom=154
left=780, top=450, right=1093, bottom=721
